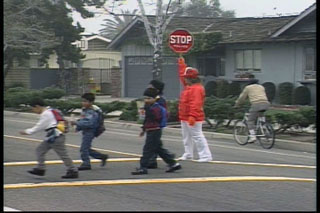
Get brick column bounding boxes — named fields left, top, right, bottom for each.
left=111, top=66, right=121, bottom=97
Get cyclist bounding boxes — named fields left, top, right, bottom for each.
left=234, top=75, right=270, bottom=143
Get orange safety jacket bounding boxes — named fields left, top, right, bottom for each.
left=178, top=58, right=205, bottom=122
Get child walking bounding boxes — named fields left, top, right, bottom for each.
left=146, top=79, right=166, bottom=169
left=19, top=97, right=78, bottom=179
left=71, top=93, right=108, bottom=170
left=131, top=87, right=181, bottom=175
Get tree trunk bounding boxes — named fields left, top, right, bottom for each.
left=136, top=0, right=182, bottom=81
left=57, top=57, right=67, bottom=94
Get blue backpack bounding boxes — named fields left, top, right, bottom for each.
left=152, top=103, right=167, bottom=128
left=92, top=105, right=106, bottom=138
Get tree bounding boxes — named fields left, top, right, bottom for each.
left=39, top=0, right=108, bottom=94
left=4, top=0, right=59, bottom=77
left=99, top=9, right=138, bottom=39
left=182, top=0, right=235, bottom=18
left=4, top=0, right=108, bottom=92
left=136, top=0, right=183, bottom=80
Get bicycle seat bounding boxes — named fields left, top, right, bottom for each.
left=258, top=110, right=266, bottom=113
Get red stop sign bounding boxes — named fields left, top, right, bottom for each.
left=169, top=29, right=194, bottom=53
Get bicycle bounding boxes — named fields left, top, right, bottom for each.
left=233, top=110, right=275, bottom=149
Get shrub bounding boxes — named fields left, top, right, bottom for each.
left=228, top=82, right=242, bottom=97
left=216, top=79, right=229, bottom=98
left=292, top=86, right=311, bottom=105
left=204, top=95, right=243, bottom=128
left=6, top=87, right=27, bottom=93
left=119, top=100, right=138, bottom=121
left=40, top=87, right=66, bottom=99
left=44, top=99, right=81, bottom=114
left=4, top=90, right=42, bottom=108
left=167, top=100, right=179, bottom=122
left=278, top=82, right=294, bottom=105
left=5, top=82, right=26, bottom=91
left=262, top=82, right=276, bottom=103
left=297, top=106, right=316, bottom=127
left=204, top=81, right=217, bottom=97
left=266, top=106, right=316, bottom=133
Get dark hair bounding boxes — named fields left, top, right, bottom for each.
left=149, top=80, right=165, bottom=94
left=247, top=78, right=259, bottom=85
left=187, top=77, right=201, bottom=84
left=81, top=93, right=95, bottom=102
left=143, top=87, right=158, bottom=98
left=29, top=97, right=45, bottom=107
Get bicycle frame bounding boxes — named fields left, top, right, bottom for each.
left=255, top=113, right=266, bottom=137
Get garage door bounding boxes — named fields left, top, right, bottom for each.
left=125, top=56, right=180, bottom=100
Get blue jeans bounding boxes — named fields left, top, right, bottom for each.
left=140, top=129, right=176, bottom=170
left=80, top=130, right=104, bottom=166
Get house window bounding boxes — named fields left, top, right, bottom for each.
left=305, top=47, right=316, bottom=71
left=80, top=40, right=86, bottom=48
left=304, top=47, right=316, bottom=80
left=235, top=49, right=261, bottom=72
left=196, top=57, right=225, bottom=77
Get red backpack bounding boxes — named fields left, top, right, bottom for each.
left=51, top=108, right=69, bottom=133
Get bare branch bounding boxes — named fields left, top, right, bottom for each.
left=136, top=0, right=155, bottom=48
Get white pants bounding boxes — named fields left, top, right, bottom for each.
left=180, top=121, right=212, bottom=160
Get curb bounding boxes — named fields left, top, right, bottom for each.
left=4, top=111, right=315, bottom=153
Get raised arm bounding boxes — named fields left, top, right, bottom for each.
left=178, top=57, right=187, bottom=87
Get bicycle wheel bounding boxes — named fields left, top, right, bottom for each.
left=233, top=120, right=249, bottom=145
left=257, top=122, right=275, bottom=149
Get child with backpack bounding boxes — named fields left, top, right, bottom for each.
left=146, top=79, right=167, bottom=169
left=70, top=93, right=108, bottom=171
left=131, top=88, right=181, bottom=175
left=19, top=97, right=78, bottom=179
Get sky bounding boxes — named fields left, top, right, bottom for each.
left=72, top=0, right=316, bottom=34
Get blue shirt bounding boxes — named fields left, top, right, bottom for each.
left=75, top=108, right=99, bottom=132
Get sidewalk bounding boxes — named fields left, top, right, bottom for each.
left=62, top=95, right=136, bottom=103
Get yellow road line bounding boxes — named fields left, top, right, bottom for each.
left=4, top=176, right=316, bottom=189
left=4, top=135, right=315, bottom=169
left=204, top=160, right=316, bottom=169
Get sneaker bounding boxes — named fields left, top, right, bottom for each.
left=101, top=154, right=109, bottom=167
left=147, top=164, right=158, bottom=169
left=177, top=155, right=192, bottom=161
left=166, top=163, right=182, bottom=173
left=28, top=168, right=45, bottom=176
left=247, top=135, right=257, bottom=143
left=61, top=170, right=78, bottom=179
left=131, top=168, right=148, bottom=175
left=197, top=158, right=212, bottom=163
left=78, top=164, right=91, bottom=171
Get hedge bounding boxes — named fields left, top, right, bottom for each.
left=228, top=82, right=242, bottom=97
left=262, top=82, right=276, bottom=103
left=216, top=79, right=229, bottom=98
left=278, top=82, right=294, bottom=105
left=292, top=86, right=311, bottom=105
left=204, top=81, right=217, bottom=97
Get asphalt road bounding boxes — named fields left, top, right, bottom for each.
left=3, top=112, right=316, bottom=211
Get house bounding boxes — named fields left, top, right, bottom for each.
left=107, top=3, right=316, bottom=105
left=5, top=33, right=121, bottom=95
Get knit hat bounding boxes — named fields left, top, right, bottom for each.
left=143, top=87, right=158, bottom=98
left=149, top=79, right=164, bottom=93
left=183, top=67, right=199, bottom=79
